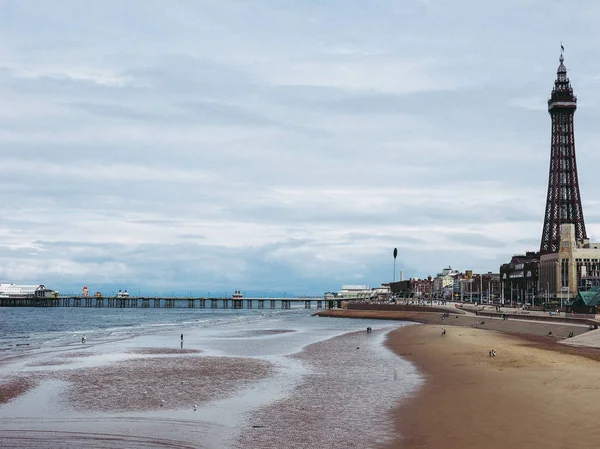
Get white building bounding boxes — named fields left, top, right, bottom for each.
left=337, top=284, right=372, bottom=300
left=0, top=283, right=55, bottom=298
left=433, top=267, right=459, bottom=293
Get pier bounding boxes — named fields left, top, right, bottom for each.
left=0, top=296, right=343, bottom=309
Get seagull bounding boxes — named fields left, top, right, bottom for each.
left=143, top=391, right=147, bottom=395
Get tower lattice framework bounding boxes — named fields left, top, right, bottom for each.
left=540, top=51, right=587, bottom=254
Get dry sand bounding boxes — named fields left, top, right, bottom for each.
left=382, top=324, right=600, bottom=449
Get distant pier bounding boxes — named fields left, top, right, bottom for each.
left=0, top=296, right=343, bottom=310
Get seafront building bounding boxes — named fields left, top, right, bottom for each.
left=0, top=283, right=55, bottom=298
left=455, top=272, right=501, bottom=302
left=325, top=284, right=391, bottom=302
left=539, top=223, right=600, bottom=302
left=432, top=266, right=459, bottom=294
left=499, top=253, right=539, bottom=304
left=387, top=268, right=499, bottom=302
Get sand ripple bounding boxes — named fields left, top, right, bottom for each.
left=61, top=355, right=273, bottom=412
left=0, top=377, right=38, bottom=404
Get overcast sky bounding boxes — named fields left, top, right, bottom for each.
left=2, top=1, right=600, bottom=296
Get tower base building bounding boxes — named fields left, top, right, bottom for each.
left=539, top=224, right=600, bottom=301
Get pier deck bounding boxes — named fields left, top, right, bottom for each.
left=0, top=296, right=343, bottom=309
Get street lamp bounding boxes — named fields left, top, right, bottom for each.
left=393, top=248, right=398, bottom=283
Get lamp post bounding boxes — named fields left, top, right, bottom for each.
left=393, top=248, right=398, bottom=283
left=479, top=275, right=483, bottom=304
left=469, top=279, right=472, bottom=303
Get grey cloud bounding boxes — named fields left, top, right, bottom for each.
left=2, top=1, right=600, bottom=295
left=447, top=233, right=506, bottom=248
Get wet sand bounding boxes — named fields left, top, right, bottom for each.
left=234, top=328, right=420, bottom=449
left=1, top=330, right=417, bottom=449
left=0, top=349, right=276, bottom=448
left=0, top=378, right=37, bottom=404
left=382, top=324, right=600, bottom=449
left=61, top=354, right=273, bottom=412
left=128, top=348, right=202, bottom=355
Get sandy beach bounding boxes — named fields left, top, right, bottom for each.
left=4, top=307, right=600, bottom=448
left=316, top=309, right=600, bottom=448
left=309, top=306, right=599, bottom=449
left=381, top=324, right=600, bottom=449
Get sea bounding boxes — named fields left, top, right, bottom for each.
left=0, top=306, right=423, bottom=448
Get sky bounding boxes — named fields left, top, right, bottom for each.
left=2, top=0, right=600, bottom=296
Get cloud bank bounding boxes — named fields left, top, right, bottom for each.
left=2, top=0, right=600, bottom=295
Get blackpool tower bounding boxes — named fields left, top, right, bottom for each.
left=539, top=49, right=587, bottom=254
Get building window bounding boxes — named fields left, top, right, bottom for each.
left=561, top=259, right=569, bottom=288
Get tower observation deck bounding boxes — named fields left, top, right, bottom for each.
left=540, top=49, right=587, bottom=254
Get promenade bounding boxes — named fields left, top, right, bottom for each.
left=315, top=301, right=599, bottom=342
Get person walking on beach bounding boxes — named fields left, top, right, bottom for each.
left=441, top=328, right=446, bottom=336
left=180, top=333, right=184, bottom=349
left=81, top=334, right=86, bottom=344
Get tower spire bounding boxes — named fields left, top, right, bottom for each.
left=540, top=51, right=587, bottom=254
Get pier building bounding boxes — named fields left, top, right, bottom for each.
left=0, top=283, right=55, bottom=298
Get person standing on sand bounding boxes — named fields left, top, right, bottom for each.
left=441, top=329, right=446, bottom=336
